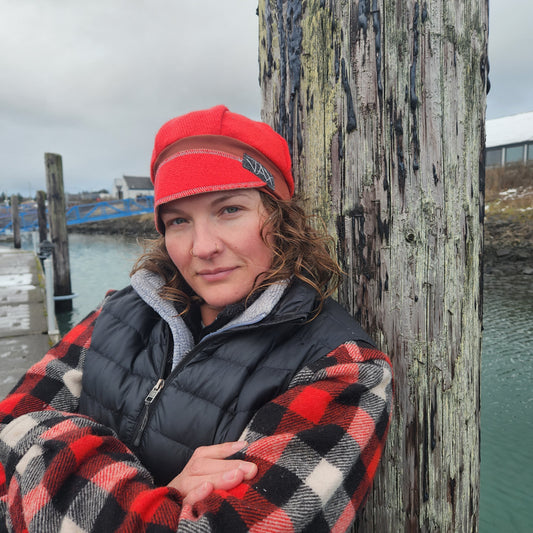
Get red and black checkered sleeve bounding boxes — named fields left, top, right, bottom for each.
left=0, top=340, right=392, bottom=533
left=185, top=342, right=393, bottom=532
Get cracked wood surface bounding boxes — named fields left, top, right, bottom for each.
left=259, top=1, right=488, bottom=531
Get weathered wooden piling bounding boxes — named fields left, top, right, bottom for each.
left=36, top=190, right=47, bottom=243
left=44, top=153, right=73, bottom=312
left=10, top=195, right=21, bottom=249
left=259, top=0, right=488, bottom=531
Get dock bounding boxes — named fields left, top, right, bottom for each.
left=0, top=248, right=56, bottom=399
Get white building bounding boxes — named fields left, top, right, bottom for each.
left=486, top=111, right=533, bottom=167
left=113, top=176, right=153, bottom=200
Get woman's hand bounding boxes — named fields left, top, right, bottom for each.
left=168, top=441, right=257, bottom=505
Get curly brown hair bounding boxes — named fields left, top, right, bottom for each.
left=131, top=192, right=342, bottom=314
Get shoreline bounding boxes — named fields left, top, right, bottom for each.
left=68, top=212, right=533, bottom=275
left=68, top=214, right=159, bottom=239
left=483, top=214, right=533, bottom=275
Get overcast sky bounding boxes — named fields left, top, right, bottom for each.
left=1, top=0, right=531, bottom=196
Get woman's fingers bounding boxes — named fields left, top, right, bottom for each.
left=186, top=456, right=257, bottom=478
left=168, top=441, right=257, bottom=500
left=194, top=440, right=248, bottom=459
left=184, top=441, right=256, bottom=478
left=183, top=481, right=214, bottom=506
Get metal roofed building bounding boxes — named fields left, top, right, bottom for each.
left=113, top=176, right=153, bottom=200
left=486, top=111, right=533, bottom=167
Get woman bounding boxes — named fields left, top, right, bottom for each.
left=0, top=106, right=393, bottom=532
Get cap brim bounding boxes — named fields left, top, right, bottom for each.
left=154, top=153, right=273, bottom=233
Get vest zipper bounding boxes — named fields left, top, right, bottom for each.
left=132, top=378, right=165, bottom=447
left=131, top=313, right=307, bottom=449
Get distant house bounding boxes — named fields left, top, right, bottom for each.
left=113, top=176, right=153, bottom=200
left=486, top=111, right=533, bottom=167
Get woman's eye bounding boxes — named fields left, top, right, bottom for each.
left=223, top=206, right=240, bottom=215
left=165, top=217, right=186, bottom=227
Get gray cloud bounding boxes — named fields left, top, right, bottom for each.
left=1, top=0, right=530, bottom=196
left=486, top=0, right=533, bottom=119
left=1, top=0, right=261, bottom=195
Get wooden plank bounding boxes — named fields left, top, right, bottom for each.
left=258, top=0, right=488, bottom=530
left=10, top=195, right=21, bottom=249
left=45, top=153, right=73, bottom=312
left=37, top=190, right=48, bottom=242
left=0, top=248, right=52, bottom=399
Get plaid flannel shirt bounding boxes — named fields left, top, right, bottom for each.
left=0, top=308, right=393, bottom=532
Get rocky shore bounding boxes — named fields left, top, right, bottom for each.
left=69, top=212, right=533, bottom=275
left=484, top=214, right=533, bottom=276
left=69, top=214, right=158, bottom=239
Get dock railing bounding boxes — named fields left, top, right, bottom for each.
left=0, top=196, right=154, bottom=234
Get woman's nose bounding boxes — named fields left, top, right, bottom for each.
left=190, top=226, right=221, bottom=259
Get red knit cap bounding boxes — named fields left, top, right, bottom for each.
left=151, top=105, right=294, bottom=233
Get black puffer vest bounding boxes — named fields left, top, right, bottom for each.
left=79, top=280, right=373, bottom=485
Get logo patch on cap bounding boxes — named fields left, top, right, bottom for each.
left=242, top=153, right=275, bottom=191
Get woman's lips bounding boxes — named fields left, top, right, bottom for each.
left=197, top=267, right=238, bottom=282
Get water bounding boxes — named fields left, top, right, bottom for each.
left=54, top=233, right=144, bottom=331
left=3, top=232, right=532, bottom=530
left=479, top=273, right=533, bottom=533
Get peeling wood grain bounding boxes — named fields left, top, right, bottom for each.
left=259, top=0, right=488, bottom=531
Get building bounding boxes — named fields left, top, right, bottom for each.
left=113, top=176, right=153, bottom=200
left=486, top=111, right=533, bottom=167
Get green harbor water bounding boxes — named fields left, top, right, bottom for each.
left=9, top=232, right=533, bottom=531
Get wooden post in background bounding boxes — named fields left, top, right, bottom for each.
left=45, top=153, right=72, bottom=313
left=10, top=195, right=21, bottom=249
left=259, top=0, right=488, bottom=531
left=36, top=190, right=48, bottom=243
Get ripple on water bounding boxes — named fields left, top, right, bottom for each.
left=56, top=233, right=143, bottom=332
left=480, top=273, right=533, bottom=533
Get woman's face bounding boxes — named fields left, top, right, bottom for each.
left=160, top=189, right=273, bottom=326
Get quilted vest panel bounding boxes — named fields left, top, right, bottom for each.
left=79, top=282, right=373, bottom=485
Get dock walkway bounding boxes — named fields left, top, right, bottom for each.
left=0, top=248, right=55, bottom=399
